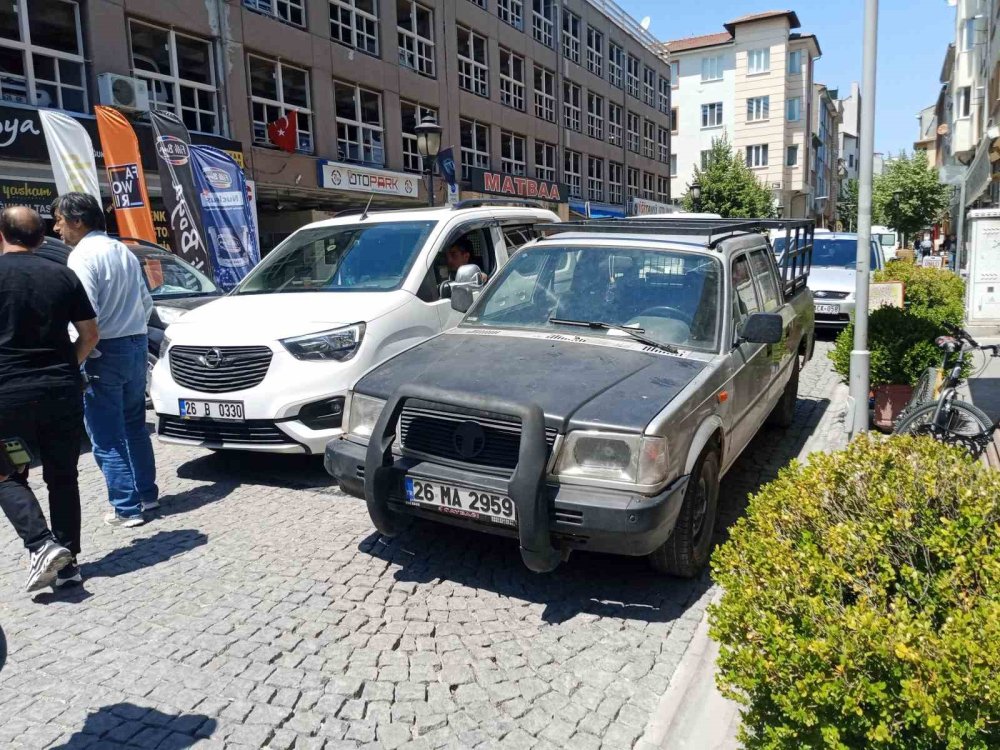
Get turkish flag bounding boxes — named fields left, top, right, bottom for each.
left=267, top=111, right=298, bottom=153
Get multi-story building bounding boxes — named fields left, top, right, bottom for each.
left=838, top=82, right=861, bottom=183
left=812, top=84, right=842, bottom=227
left=0, top=0, right=672, bottom=252
left=663, top=10, right=823, bottom=218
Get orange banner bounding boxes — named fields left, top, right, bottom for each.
left=94, top=105, right=157, bottom=245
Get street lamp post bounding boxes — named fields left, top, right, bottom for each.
left=689, top=180, right=702, bottom=212
left=415, top=115, right=443, bottom=207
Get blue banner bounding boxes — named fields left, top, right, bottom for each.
left=436, top=147, right=457, bottom=187
left=190, top=145, right=260, bottom=291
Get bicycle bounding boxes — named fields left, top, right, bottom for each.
left=893, top=325, right=1000, bottom=457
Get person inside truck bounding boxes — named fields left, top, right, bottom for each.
left=435, top=236, right=487, bottom=284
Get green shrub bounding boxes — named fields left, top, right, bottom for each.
left=875, top=264, right=965, bottom=328
left=709, top=436, right=1000, bottom=750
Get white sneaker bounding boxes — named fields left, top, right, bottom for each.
left=104, top=512, right=145, bottom=528
left=26, top=540, right=72, bottom=592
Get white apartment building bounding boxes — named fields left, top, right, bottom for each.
left=664, top=11, right=822, bottom=217
left=838, top=82, right=861, bottom=183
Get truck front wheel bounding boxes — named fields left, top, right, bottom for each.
left=648, top=448, right=720, bottom=577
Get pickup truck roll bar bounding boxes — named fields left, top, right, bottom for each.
left=451, top=199, right=546, bottom=210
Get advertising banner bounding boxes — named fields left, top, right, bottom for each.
left=190, top=145, right=260, bottom=291
left=316, top=160, right=420, bottom=198
left=95, top=106, right=157, bottom=244
left=38, top=109, right=100, bottom=201
left=149, top=109, right=211, bottom=272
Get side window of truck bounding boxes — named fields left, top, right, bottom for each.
left=749, top=249, right=781, bottom=312
left=732, top=254, right=761, bottom=338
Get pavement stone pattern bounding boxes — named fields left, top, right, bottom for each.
left=0, top=342, right=845, bottom=750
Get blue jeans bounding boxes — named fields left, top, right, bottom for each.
left=83, top=335, right=158, bottom=518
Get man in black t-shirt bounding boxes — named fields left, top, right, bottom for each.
left=0, top=207, right=99, bottom=592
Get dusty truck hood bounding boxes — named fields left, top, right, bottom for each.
left=808, top=266, right=856, bottom=295
left=355, top=328, right=708, bottom=432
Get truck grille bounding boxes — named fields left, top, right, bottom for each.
left=169, top=345, right=272, bottom=393
left=158, top=415, right=293, bottom=446
left=399, top=402, right=557, bottom=473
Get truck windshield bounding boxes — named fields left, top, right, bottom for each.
left=234, top=221, right=436, bottom=294
left=773, top=237, right=878, bottom=268
left=464, top=246, right=722, bottom=352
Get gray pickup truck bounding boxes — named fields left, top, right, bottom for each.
left=326, top=218, right=815, bottom=576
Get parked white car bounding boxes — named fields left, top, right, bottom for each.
left=150, top=202, right=559, bottom=454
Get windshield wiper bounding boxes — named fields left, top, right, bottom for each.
left=548, top=318, right=679, bottom=354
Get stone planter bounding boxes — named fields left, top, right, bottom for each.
left=873, top=384, right=914, bottom=431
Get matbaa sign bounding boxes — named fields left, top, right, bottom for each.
left=317, top=160, right=420, bottom=198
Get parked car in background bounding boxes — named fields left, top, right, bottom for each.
left=772, top=231, right=883, bottom=329
left=326, top=217, right=815, bottom=577
left=151, top=201, right=560, bottom=455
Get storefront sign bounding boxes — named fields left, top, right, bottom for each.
left=317, top=160, right=420, bottom=198
left=0, top=179, right=56, bottom=217
left=467, top=168, right=566, bottom=203
left=628, top=197, right=675, bottom=216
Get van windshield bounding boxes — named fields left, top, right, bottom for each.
left=234, top=221, right=436, bottom=294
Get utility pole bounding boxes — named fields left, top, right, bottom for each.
left=848, top=0, right=879, bottom=439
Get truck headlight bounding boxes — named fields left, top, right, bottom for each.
left=554, top=432, right=667, bottom=485
left=347, top=393, right=386, bottom=439
left=281, top=323, right=365, bottom=361
left=159, top=334, right=171, bottom=359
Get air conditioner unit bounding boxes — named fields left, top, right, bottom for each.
left=97, top=73, right=150, bottom=111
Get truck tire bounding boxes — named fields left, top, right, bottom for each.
left=766, top=358, right=799, bottom=429
left=648, top=448, right=720, bottom=578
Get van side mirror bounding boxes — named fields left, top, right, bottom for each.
left=740, top=313, right=783, bottom=345
left=451, top=285, right=474, bottom=313
left=455, top=263, right=484, bottom=285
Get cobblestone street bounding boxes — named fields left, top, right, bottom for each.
left=0, top=341, right=846, bottom=750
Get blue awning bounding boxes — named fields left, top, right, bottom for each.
left=569, top=199, right=626, bottom=219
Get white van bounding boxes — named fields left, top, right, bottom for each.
left=150, top=202, right=559, bottom=454
left=871, top=225, right=899, bottom=260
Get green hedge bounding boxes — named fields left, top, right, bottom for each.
left=709, top=436, right=1000, bottom=750
left=875, top=264, right=965, bottom=328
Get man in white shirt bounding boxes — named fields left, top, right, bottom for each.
left=54, top=192, right=158, bottom=528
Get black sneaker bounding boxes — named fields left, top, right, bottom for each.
left=54, top=559, right=82, bottom=588
left=26, top=540, right=72, bottom=592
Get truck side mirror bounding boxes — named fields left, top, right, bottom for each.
left=455, top=264, right=484, bottom=285
left=740, top=313, right=783, bottom=345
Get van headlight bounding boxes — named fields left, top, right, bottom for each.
left=159, top=335, right=171, bottom=359
left=281, top=323, right=365, bottom=361
left=554, top=432, right=667, bottom=485
left=347, top=393, right=386, bottom=439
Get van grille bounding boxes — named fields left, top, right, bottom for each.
left=169, top=346, right=272, bottom=393
left=158, top=415, right=293, bottom=446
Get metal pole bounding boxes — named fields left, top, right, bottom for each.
left=428, top=164, right=436, bottom=207
left=848, top=0, right=879, bottom=439
left=956, top=181, right=966, bottom=271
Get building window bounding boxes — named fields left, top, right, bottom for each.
left=787, top=49, right=802, bottom=74
left=532, top=0, right=555, bottom=47
left=330, top=0, right=379, bottom=56
left=747, top=95, right=769, bottom=122
left=533, top=65, right=555, bottom=122
left=670, top=154, right=677, bottom=177
left=626, top=54, right=640, bottom=98
left=627, top=110, right=640, bottom=153
left=670, top=60, right=679, bottom=87
left=786, top=97, right=801, bottom=122
left=746, top=143, right=768, bottom=168
left=587, top=156, right=604, bottom=201
left=467, top=0, right=486, bottom=7
left=535, top=140, right=556, bottom=181
left=244, top=0, right=305, bottom=27
left=249, top=55, right=312, bottom=151
left=457, top=27, right=489, bottom=97
left=608, top=102, right=623, bottom=146
left=657, top=126, right=669, bottom=163
left=642, top=171, right=655, bottom=200
left=958, top=86, right=971, bottom=118
left=564, top=149, right=582, bottom=197
left=657, top=176, right=669, bottom=203
left=0, top=0, right=87, bottom=112
left=498, top=0, right=524, bottom=31
left=671, top=107, right=678, bottom=133
left=563, top=80, right=581, bottom=131
left=702, top=102, right=723, bottom=128
left=701, top=55, right=723, bottom=82
left=499, top=48, right=525, bottom=110
left=397, top=1, right=435, bottom=77
left=848, top=153, right=855, bottom=169
left=627, top=166, right=639, bottom=198
left=608, top=42, right=624, bottom=88
left=963, top=17, right=975, bottom=52
left=785, top=144, right=798, bottom=167
left=609, top=161, right=624, bottom=205
left=460, top=118, right=490, bottom=179
left=586, top=26, right=603, bottom=77
left=501, top=130, right=526, bottom=175
left=587, top=92, right=604, bottom=140
left=642, top=119, right=655, bottom=159
left=700, top=149, right=712, bottom=169
left=401, top=100, right=437, bottom=173
left=130, top=21, right=218, bottom=134
left=658, top=76, right=670, bottom=114
left=334, top=80, right=384, bottom=165
left=562, top=9, right=581, bottom=64
left=747, top=47, right=770, bottom=74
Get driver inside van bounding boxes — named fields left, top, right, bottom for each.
left=436, top=237, right=486, bottom=284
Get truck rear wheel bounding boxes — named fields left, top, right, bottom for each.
left=648, top=448, right=719, bottom=578
left=767, top=358, right=799, bottom=429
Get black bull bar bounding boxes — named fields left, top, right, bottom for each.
left=363, top=383, right=563, bottom=573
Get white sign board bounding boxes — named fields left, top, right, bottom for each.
left=628, top=197, right=675, bottom=216
left=921, top=255, right=945, bottom=269
left=967, top=208, right=1000, bottom=324
left=316, top=160, right=420, bottom=198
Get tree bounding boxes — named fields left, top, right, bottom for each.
left=680, top=135, right=776, bottom=218
left=872, top=151, right=951, bottom=237
left=837, top=178, right=859, bottom=232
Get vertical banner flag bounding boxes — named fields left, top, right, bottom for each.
left=436, top=147, right=459, bottom=204
left=38, top=110, right=100, bottom=201
left=190, top=145, right=261, bottom=291
left=266, top=111, right=298, bottom=154
left=245, top=178, right=260, bottom=252
left=94, top=106, right=157, bottom=244
left=149, top=109, right=211, bottom=272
